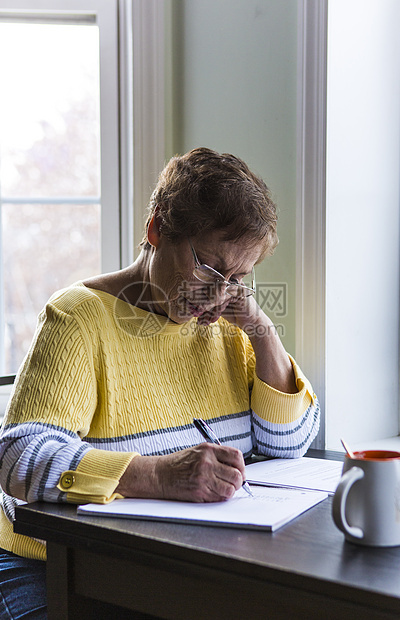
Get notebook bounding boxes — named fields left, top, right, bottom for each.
left=77, top=485, right=327, bottom=532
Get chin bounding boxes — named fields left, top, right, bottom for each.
left=197, top=313, right=221, bottom=326
left=170, top=314, right=192, bottom=325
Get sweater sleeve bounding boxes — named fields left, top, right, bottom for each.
left=250, top=354, right=320, bottom=458
left=0, top=299, right=137, bottom=506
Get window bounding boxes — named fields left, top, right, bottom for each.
left=297, top=0, right=400, bottom=450
left=0, top=0, right=122, bottom=377
left=325, top=0, right=400, bottom=449
left=0, top=19, right=101, bottom=373
left=0, top=0, right=165, bottom=412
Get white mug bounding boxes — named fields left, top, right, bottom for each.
left=332, top=449, right=400, bottom=547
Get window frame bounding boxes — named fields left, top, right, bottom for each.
left=296, top=0, right=328, bottom=449
left=0, top=0, right=123, bottom=272
left=0, top=0, right=121, bottom=384
left=0, top=0, right=165, bottom=392
left=296, top=0, right=400, bottom=450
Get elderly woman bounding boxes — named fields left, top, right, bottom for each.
left=0, top=147, right=319, bottom=617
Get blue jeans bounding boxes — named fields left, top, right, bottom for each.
left=0, top=548, right=47, bottom=619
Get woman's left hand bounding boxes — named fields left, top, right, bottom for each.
left=222, top=296, right=298, bottom=394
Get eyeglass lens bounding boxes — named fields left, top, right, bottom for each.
left=193, top=265, right=254, bottom=298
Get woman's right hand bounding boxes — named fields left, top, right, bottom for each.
left=115, top=443, right=247, bottom=502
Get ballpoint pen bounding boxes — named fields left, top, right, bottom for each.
left=193, top=418, right=253, bottom=497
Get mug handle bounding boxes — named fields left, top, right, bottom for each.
left=332, top=466, right=364, bottom=539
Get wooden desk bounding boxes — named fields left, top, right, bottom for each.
left=13, top=456, right=400, bottom=620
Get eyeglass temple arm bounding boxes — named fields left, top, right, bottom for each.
left=250, top=267, right=256, bottom=291
left=188, top=240, right=201, bottom=267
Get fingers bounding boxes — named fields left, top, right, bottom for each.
left=155, top=443, right=246, bottom=503
left=213, top=443, right=246, bottom=480
left=213, top=461, right=244, bottom=499
left=191, top=444, right=245, bottom=501
left=118, top=445, right=247, bottom=504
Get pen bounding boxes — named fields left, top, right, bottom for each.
left=193, top=418, right=253, bottom=497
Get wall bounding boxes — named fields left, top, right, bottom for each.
left=165, top=0, right=298, bottom=354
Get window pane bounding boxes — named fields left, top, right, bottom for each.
left=1, top=203, right=100, bottom=373
left=0, top=22, right=100, bottom=197
left=0, top=19, right=102, bottom=375
left=326, top=0, right=400, bottom=448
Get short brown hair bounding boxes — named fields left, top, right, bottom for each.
left=140, top=147, right=278, bottom=256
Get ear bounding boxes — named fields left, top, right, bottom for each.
left=147, top=208, right=162, bottom=248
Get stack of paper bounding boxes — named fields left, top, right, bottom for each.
left=245, top=457, right=343, bottom=495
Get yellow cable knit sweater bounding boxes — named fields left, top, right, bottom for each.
left=0, top=283, right=319, bottom=560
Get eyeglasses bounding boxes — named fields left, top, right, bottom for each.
left=188, top=239, right=256, bottom=298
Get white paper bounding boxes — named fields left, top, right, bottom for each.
left=77, top=486, right=327, bottom=532
left=245, top=457, right=343, bottom=495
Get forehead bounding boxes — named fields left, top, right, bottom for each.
left=192, top=230, right=264, bottom=273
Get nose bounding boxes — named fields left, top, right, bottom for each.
left=182, top=279, right=231, bottom=306
left=206, top=281, right=231, bottom=302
